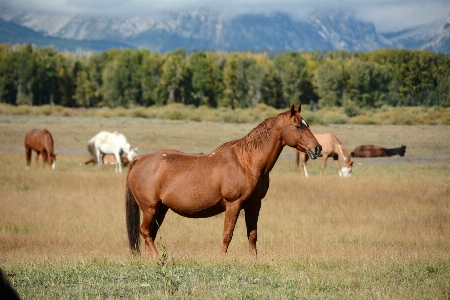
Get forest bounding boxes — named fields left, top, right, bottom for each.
left=1, top=43, right=450, bottom=110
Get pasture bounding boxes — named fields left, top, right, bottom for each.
left=0, top=114, right=449, bottom=299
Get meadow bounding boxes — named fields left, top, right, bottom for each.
left=0, top=112, right=449, bottom=299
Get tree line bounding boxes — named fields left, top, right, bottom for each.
left=1, top=43, right=449, bottom=109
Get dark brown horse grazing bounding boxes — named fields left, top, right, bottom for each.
left=24, top=128, right=56, bottom=169
left=126, top=103, right=321, bottom=258
left=350, top=145, right=406, bottom=158
left=295, top=132, right=353, bottom=177
left=85, top=154, right=130, bottom=166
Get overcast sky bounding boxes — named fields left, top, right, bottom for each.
left=1, top=0, right=449, bottom=33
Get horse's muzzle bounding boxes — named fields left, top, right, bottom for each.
left=307, top=145, right=322, bottom=160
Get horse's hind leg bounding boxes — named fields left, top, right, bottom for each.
left=151, top=204, right=169, bottom=240
left=244, top=201, right=261, bottom=258
left=140, top=204, right=163, bottom=257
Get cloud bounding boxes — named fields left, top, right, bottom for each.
left=355, top=0, right=449, bottom=32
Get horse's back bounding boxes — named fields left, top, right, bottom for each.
left=25, top=128, right=53, bottom=150
left=313, top=132, right=341, bottom=155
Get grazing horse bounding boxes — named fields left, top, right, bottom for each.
left=126, top=103, right=322, bottom=258
left=85, top=154, right=130, bottom=167
left=350, top=145, right=406, bottom=158
left=24, top=128, right=56, bottom=169
left=295, top=132, right=353, bottom=177
left=87, top=131, right=137, bottom=173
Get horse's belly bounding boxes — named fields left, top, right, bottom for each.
left=163, top=191, right=225, bottom=218
left=169, top=199, right=226, bottom=218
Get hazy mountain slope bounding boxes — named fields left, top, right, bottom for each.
left=0, top=18, right=134, bottom=52
left=0, top=6, right=448, bottom=54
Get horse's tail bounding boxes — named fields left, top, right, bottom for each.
left=125, top=159, right=141, bottom=254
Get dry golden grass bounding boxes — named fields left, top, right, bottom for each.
left=0, top=114, right=449, bottom=299
left=0, top=114, right=449, bottom=265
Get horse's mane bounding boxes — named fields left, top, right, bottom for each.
left=336, top=139, right=351, bottom=162
left=213, top=114, right=279, bottom=155
left=42, top=129, right=54, bottom=145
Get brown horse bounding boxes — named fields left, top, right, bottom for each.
left=85, top=154, right=130, bottom=166
left=24, top=128, right=56, bottom=169
left=126, top=103, right=321, bottom=258
left=350, top=145, right=406, bottom=158
left=295, top=132, right=353, bottom=177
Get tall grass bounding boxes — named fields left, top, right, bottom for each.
left=0, top=115, right=449, bottom=298
left=1, top=103, right=450, bottom=125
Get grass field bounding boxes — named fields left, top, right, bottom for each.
left=0, top=113, right=449, bottom=299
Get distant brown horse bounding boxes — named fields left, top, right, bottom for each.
left=24, top=128, right=56, bottom=169
left=85, top=154, right=130, bottom=166
left=350, top=145, right=406, bottom=158
left=295, top=132, right=353, bottom=177
left=126, top=103, right=322, bottom=258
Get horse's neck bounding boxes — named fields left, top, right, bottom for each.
left=235, top=117, right=284, bottom=175
left=43, top=135, right=54, bottom=154
left=385, top=147, right=401, bottom=156
left=337, top=143, right=351, bottom=166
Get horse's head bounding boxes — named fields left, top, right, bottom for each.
left=125, top=146, right=138, bottom=161
left=282, top=103, right=321, bottom=160
left=400, top=145, right=407, bottom=157
left=340, top=161, right=353, bottom=178
left=49, top=153, right=56, bottom=169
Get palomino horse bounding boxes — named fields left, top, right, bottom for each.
left=126, top=103, right=322, bottom=258
left=85, top=154, right=130, bottom=167
left=295, top=132, right=353, bottom=177
left=24, top=128, right=56, bottom=169
left=87, top=131, right=137, bottom=173
left=351, top=145, right=406, bottom=158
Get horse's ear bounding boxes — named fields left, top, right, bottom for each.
left=290, top=103, right=296, bottom=116
left=296, top=102, right=302, bottom=113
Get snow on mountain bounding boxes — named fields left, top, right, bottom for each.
left=0, top=6, right=448, bottom=54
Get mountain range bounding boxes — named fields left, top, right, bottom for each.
left=0, top=6, right=449, bottom=54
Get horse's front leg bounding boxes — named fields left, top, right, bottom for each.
left=220, top=201, right=242, bottom=257
left=42, top=151, right=48, bottom=168
left=114, top=152, right=122, bottom=173
left=35, top=151, right=40, bottom=168
left=25, top=147, right=32, bottom=169
left=95, top=148, right=102, bottom=168
left=333, top=156, right=342, bottom=177
left=244, top=200, right=261, bottom=258
left=301, top=153, right=309, bottom=177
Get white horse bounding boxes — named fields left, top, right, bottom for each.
left=87, top=131, right=137, bottom=173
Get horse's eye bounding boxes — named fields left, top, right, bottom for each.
left=295, top=124, right=302, bottom=129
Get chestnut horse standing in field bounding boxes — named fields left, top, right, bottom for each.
left=295, top=132, right=353, bottom=177
left=350, top=145, right=406, bottom=158
left=126, top=103, right=322, bottom=258
left=24, top=128, right=56, bottom=169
